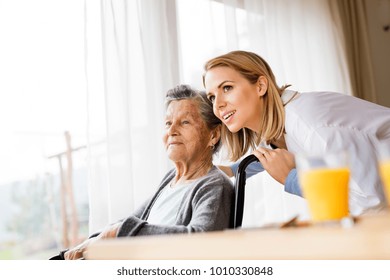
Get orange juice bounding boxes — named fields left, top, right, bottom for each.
left=380, top=160, right=390, bottom=203
left=300, top=168, right=350, bottom=222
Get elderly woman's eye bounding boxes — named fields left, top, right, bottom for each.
left=207, top=95, right=215, bottom=103
left=165, top=121, right=172, bottom=127
left=223, top=85, right=232, bottom=92
left=182, top=120, right=190, bottom=125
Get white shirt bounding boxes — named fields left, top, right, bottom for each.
left=282, top=90, right=390, bottom=215
left=147, top=181, right=191, bottom=225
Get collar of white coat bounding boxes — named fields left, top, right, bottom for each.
left=281, top=89, right=300, bottom=106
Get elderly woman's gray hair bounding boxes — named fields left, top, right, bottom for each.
left=165, top=84, right=222, bottom=153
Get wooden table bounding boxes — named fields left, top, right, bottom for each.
left=86, top=211, right=390, bottom=259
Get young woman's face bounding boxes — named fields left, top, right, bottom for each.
left=204, top=66, right=265, bottom=133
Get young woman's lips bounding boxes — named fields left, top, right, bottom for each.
left=221, top=110, right=236, bottom=122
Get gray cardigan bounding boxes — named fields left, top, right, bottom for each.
left=117, top=166, right=234, bottom=237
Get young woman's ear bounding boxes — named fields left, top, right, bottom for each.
left=257, top=76, right=268, bottom=97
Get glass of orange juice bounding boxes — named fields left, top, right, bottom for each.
left=296, top=152, right=350, bottom=222
left=378, top=141, right=390, bottom=205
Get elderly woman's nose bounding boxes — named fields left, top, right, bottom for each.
left=167, top=122, right=179, bottom=135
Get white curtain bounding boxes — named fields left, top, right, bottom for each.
left=85, top=0, right=352, bottom=231
left=85, top=0, right=179, bottom=233
left=177, top=0, right=352, bottom=226
left=241, top=0, right=353, bottom=226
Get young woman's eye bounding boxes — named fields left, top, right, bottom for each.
left=223, top=85, right=232, bottom=92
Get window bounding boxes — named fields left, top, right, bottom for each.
left=0, top=0, right=88, bottom=259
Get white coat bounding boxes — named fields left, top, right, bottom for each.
left=282, top=90, right=390, bottom=215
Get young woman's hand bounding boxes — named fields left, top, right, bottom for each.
left=253, top=147, right=295, bottom=185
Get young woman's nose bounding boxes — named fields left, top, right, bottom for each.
left=215, top=93, right=226, bottom=110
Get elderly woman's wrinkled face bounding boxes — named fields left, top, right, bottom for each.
left=163, top=100, right=212, bottom=164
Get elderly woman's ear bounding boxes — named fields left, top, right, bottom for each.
left=209, top=125, right=221, bottom=148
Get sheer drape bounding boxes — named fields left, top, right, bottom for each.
left=85, top=0, right=353, bottom=231
left=240, top=0, right=353, bottom=225
left=178, top=0, right=352, bottom=226
left=85, top=0, right=178, bottom=233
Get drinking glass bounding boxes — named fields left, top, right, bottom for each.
left=296, top=152, right=350, bottom=222
left=378, top=141, right=390, bottom=205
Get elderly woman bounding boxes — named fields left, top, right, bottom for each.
left=61, top=85, right=233, bottom=260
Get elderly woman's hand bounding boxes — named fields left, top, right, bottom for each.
left=64, top=238, right=94, bottom=260
left=253, top=147, right=295, bottom=185
left=64, top=222, right=121, bottom=260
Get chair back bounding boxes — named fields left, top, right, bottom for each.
left=232, top=154, right=259, bottom=229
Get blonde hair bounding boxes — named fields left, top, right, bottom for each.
left=203, top=50, right=289, bottom=161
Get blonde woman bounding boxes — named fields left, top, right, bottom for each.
left=203, top=50, right=390, bottom=216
